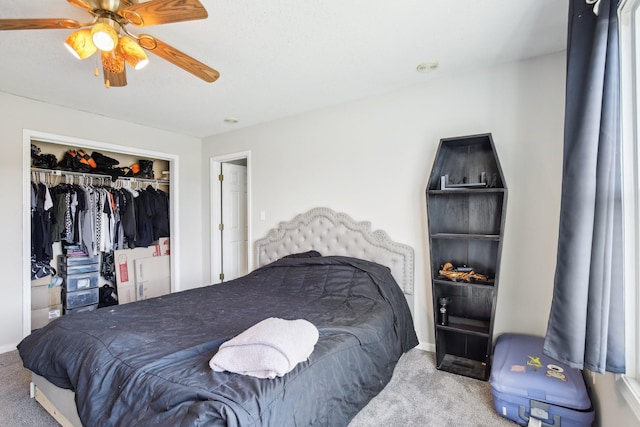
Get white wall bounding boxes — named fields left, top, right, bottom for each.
left=202, top=52, right=566, bottom=347
left=0, top=92, right=204, bottom=352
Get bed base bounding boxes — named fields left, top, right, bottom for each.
left=31, top=373, right=82, bottom=427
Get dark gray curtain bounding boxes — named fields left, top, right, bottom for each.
left=543, top=0, right=625, bottom=374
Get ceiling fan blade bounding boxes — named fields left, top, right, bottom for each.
left=0, top=18, right=81, bottom=30
left=67, top=0, right=96, bottom=11
left=139, top=35, right=219, bottom=83
left=104, top=67, right=127, bottom=88
left=119, top=0, right=207, bottom=26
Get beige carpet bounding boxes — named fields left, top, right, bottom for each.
left=0, top=350, right=57, bottom=427
left=349, top=348, right=516, bottom=427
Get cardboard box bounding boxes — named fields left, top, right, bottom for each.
left=31, top=304, right=62, bottom=330
left=114, top=237, right=170, bottom=287
left=31, top=285, right=62, bottom=310
left=134, top=255, right=171, bottom=300
left=117, top=283, right=136, bottom=305
left=31, top=276, right=52, bottom=287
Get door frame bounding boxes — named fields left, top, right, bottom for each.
left=22, top=129, right=180, bottom=337
left=210, top=151, right=251, bottom=284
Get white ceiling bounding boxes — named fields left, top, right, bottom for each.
left=0, top=0, right=569, bottom=138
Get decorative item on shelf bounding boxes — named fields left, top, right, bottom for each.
left=438, top=262, right=489, bottom=283
left=438, top=297, right=450, bottom=326
left=487, top=172, right=498, bottom=188
left=440, top=174, right=488, bottom=190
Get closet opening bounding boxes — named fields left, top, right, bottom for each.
left=22, top=129, right=179, bottom=337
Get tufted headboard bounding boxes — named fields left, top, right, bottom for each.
left=254, top=207, right=414, bottom=294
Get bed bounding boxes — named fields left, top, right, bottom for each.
left=18, top=207, right=418, bottom=427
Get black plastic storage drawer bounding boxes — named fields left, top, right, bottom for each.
left=60, top=263, right=99, bottom=275
left=65, top=303, right=98, bottom=315
left=63, top=272, right=99, bottom=292
left=59, top=254, right=100, bottom=266
left=63, top=287, right=99, bottom=309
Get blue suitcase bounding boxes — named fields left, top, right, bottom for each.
left=490, top=334, right=595, bottom=427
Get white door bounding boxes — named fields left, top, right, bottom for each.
left=221, top=163, right=248, bottom=281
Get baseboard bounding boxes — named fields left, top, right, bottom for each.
left=417, top=341, right=435, bottom=352
left=0, top=342, right=19, bottom=354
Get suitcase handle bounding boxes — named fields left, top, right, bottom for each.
left=518, top=403, right=562, bottom=427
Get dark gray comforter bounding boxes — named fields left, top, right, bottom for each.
left=18, top=256, right=418, bottom=427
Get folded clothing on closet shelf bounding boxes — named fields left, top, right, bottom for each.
left=31, top=256, right=56, bottom=280
left=91, top=151, right=119, bottom=168
left=58, top=150, right=94, bottom=172
left=31, top=144, right=58, bottom=169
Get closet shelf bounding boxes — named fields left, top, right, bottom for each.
left=31, top=167, right=170, bottom=186
left=431, top=233, right=500, bottom=240
left=427, top=188, right=507, bottom=195
left=436, top=316, right=491, bottom=336
left=433, top=278, right=495, bottom=289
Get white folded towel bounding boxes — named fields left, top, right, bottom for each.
left=209, top=317, right=319, bottom=379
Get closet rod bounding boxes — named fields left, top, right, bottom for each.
left=30, top=167, right=170, bottom=186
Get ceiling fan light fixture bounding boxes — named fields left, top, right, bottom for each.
left=0, top=0, right=218, bottom=86
left=92, top=21, right=119, bottom=52
left=101, top=49, right=125, bottom=74
left=118, top=36, right=149, bottom=70
left=64, top=29, right=97, bottom=59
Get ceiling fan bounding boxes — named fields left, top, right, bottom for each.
left=0, top=0, right=220, bottom=87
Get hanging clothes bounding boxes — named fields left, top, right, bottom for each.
left=134, top=187, right=157, bottom=248
left=31, top=182, right=54, bottom=262
left=151, top=188, right=170, bottom=240
left=119, top=187, right=137, bottom=248
left=31, top=173, right=171, bottom=260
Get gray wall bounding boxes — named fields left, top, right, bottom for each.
left=202, top=52, right=566, bottom=346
